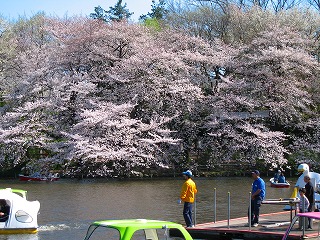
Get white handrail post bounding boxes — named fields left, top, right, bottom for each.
left=214, top=188, right=217, bottom=223
left=228, top=192, right=230, bottom=229
left=194, top=197, right=197, bottom=226
left=302, top=197, right=305, bottom=236
left=249, top=192, right=252, bottom=230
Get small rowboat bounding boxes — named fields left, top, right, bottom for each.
left=19, top=173, right=59, bottom=182
left=270, top=177, right=290, bottom=188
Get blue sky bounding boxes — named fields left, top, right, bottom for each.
left=0, top=0, right=153, bottom=22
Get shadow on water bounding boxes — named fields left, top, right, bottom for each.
left=0, top=176, right=297, bottom=240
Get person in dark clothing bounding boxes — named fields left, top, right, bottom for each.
left=274, top=170, right=281, bottom=182
left=278, top=172, right=286, bottom=183
left=304, top=175, right=314, bottom=229
left=0, top=199, right=10, bottom=222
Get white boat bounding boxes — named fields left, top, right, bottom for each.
left=269, top=177, right=290, bottom=188
left=0, top=188, right=40, bottom=234
left=284, top=163, right=320, bottom=210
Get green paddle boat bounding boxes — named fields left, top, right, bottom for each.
left=83, top=219, right=193, bottom=240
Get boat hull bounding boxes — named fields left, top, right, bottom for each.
left=0, top=228, right=37, bottom=234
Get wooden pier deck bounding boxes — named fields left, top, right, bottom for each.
left=186, top=211, right=320, bottom=240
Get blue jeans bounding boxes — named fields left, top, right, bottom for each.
left=248, top=196, right=262, bottom=224
left=183, top=202, right=193, bottom=227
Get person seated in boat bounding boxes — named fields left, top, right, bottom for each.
left=278, top=172, right=286, bottom=183
left=31, top=172, right=41, bottom=178
left=0, top=199, right=10, bottom=222
left=274, top=170, right=281, bottom=182
left=47, top=171, right=53, bottom=179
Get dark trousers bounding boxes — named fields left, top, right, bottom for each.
left=248, top=196, right=262, bottom=224
left=183, top=202, right=193, bottom=227
left=308, top=204, right=313, bottom=228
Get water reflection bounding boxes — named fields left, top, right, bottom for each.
left=0, top=176, right=296, bottom=240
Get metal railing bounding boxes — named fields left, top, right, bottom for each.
left=191, top=189, right=304, bottom=231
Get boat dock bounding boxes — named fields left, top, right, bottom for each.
left=185, top=211, right=320, bottom=240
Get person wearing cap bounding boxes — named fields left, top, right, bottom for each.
left=248, top=170, right=265, bottom=227
left=180, top=170, right=197, bottom=228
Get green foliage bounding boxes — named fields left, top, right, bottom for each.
left=106, top=0, right=133, bottom=22
left=142, top=18, right=162, bottom=31
left=90, top=6, right=108, bottom=22
left=139, top=0, right=168, bottom=21
left=26, top=147, right=50, bottom=159
left=0, top=93, right=5, bottom=107
left=90, top=0, right=133, bottom=22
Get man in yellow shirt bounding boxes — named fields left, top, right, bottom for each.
left=180, top=170, right=197, bottom=227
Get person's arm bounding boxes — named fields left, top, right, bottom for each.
left=252, top=179, right=263, bottom=199
left=180, top=183, right=188, bottom=200
left=305, top=198, right=310, bottom=211
left=310, top=186, right=315, bottom=203
left=252, top=189, right=261, bottom=199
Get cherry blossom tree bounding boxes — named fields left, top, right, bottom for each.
left=214, top=25, right=320, bottom=168
left=0, top=11, right=319, bottom=177
left=0, top=17, right=230, bottom=177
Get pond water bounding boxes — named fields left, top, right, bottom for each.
left=0, top=176, right=296, bottom=240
